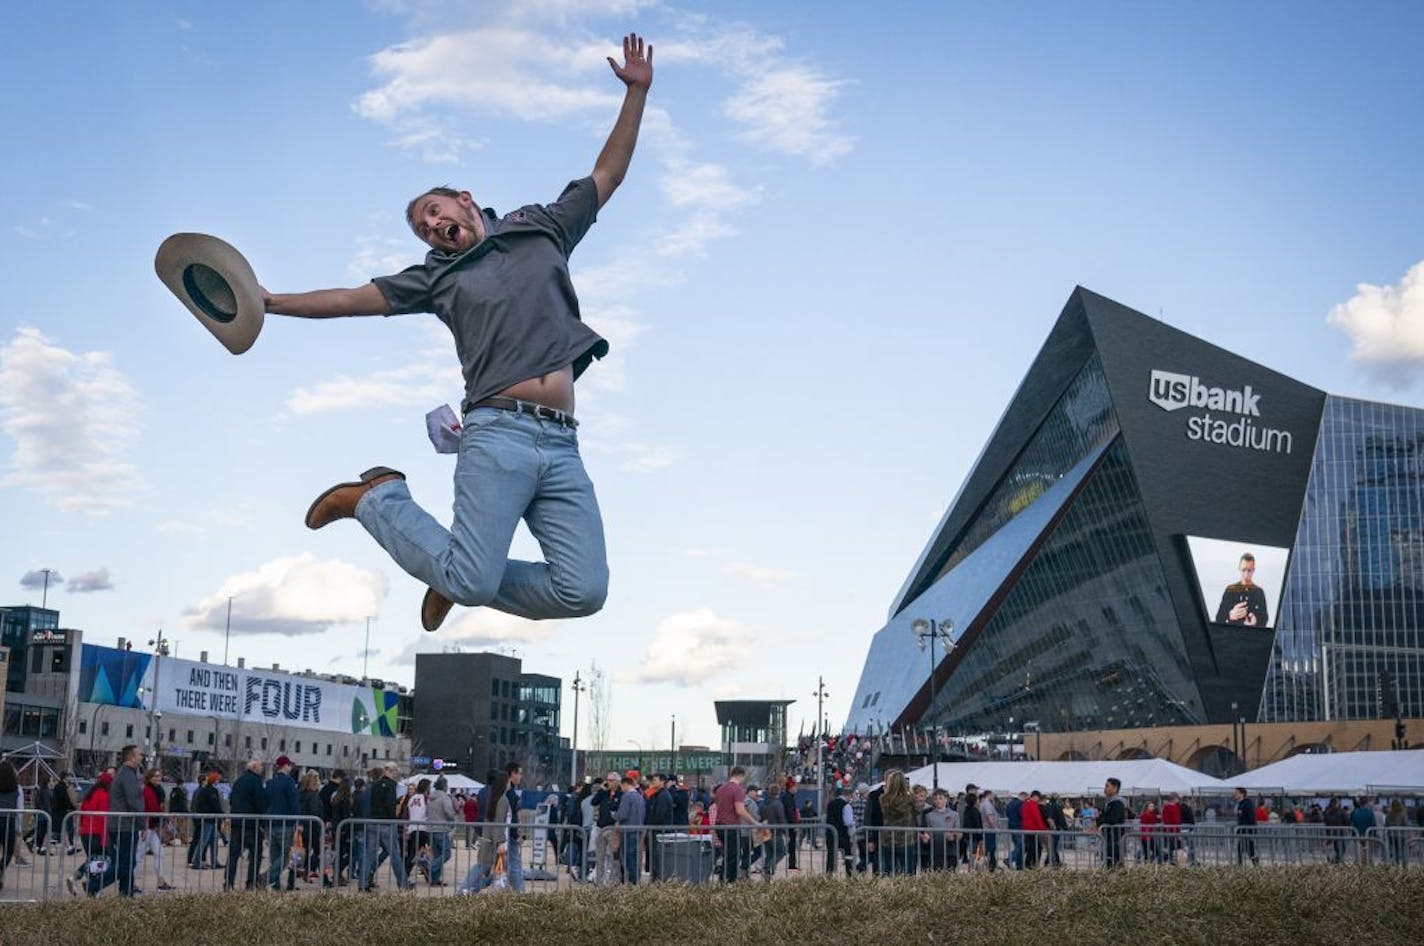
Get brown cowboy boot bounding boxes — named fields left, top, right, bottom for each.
left=421, top=587, right=454, bottom=632
left=304, top=467, right=405, bottom=529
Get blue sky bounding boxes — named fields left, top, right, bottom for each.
left=2, top=1, right=1421, bottom=752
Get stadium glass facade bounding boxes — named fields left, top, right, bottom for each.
left=1264, top=396, right=1424, bottom=722
left=848, top=288, right=1424, bottom=736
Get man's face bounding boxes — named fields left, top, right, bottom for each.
left=509, top=768, right=523, bottom=787
left=1104, top=782, right=1117, bottom=797
left=1239, top=559, right=1256, bottom=586
left=408, top=190, right=483, bottom=253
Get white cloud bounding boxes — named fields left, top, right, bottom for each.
left=682, top=547, right=732, bottom=558
left=158, top=519, right=205, bottom=536
left=723, top=64, right=854, bottom=165
left=1328, top=259, right=1424, bottom=388
left=660, top=161, right=760, bottom=211
left=657, top=21, right=853, bottom=164
left=356, top=28, right=621, bottom=128
left=580, top=434, right=677, bottom=472
left=724, top=561, right=792, bottom=586
left=0, top=327, right=143, bottom=514
left=20, top=569, right=63, bottom=590
left=286, top=356, right=462, bottom=414
left=67, top=568, right=115, bottom=593
left=348, top=233, right=422, bottom=280
left=620, top=442, right=676, bottom=472
left=183, top=554, right=389, bottom=636
left=626, top=607, right=751, bottom=685
left=445, top=608, right=561, bottom=645
left=393, top=609, right=559, bottom=664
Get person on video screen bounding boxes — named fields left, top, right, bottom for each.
left=1215, top=552, right=1268, bottom=627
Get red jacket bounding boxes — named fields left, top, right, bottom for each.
left=143, top=783, right=163, bottom=829
left=1140, top=808, right=1159, bottom=833
left=1161, top=802, right=1182, bottom=833
left=1020, top=799, right=1048, bottom=831
left=463, top=796, right=478, bottom=822
left=80, top=787, right=111, bottom=844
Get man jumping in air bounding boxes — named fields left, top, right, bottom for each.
left=262, top=34, right=653, bottom=632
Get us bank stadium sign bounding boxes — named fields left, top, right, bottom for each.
left=1149, top=369, right=1293, bottom=455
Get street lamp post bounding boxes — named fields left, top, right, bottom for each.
left=627, top=739, right=644, bottom=773
left=910, top=617, right=955, bottom=791
left=570, top=671, right=585, bottom=786
left=147, top=630, right=170, bottom=777
left=812, top=676, right=829, bottom=803
left=223, top=596, right=234, bottom=666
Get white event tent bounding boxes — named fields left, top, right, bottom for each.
left=1231, top=750, right=1424, bottom=795
left=400, top=773, right=483, bottom=792
left=903, top=759, right=1227, bottom=798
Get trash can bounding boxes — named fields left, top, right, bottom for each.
left=657, top=833, right=715, bottom=884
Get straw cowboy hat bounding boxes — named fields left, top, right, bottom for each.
left=154, top=232, right=264, bottom=354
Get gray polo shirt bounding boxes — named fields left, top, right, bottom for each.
left=373, top=177, right=609, bottom=411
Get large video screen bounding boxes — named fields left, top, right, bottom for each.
left=1186, top=536, right=1288, bottom=630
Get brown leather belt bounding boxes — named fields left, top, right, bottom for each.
left=463, top=395, right=578, bottom=428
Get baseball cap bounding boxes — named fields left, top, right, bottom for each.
left=275, top=755, right=293, bottom=768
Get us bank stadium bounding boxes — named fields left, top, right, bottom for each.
left=846, top=288, right=1424, bottom=775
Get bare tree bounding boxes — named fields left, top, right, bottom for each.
left=587, top=662, right=612, bottom=753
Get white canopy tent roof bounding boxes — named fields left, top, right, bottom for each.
left=1231, top=751, right=1424, bottom=795
left=400, top=773, right=483, bottom=792
left=903, top=759, right=1228, bottom=797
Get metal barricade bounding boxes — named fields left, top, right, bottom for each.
left=331, top=818, right=630, bottom=895
left=1370, top=826, right=1424, bottom=868
left=329, top=819, right=841, bottom=894
left=57, top=811, right=326, bottom=897
left=860, top=826, right=1111, bottom=873
left=584, top=821, right=837, bottom=886
left=0, top=808, right=52, bottom=902
left=1118, top=824, right=1379, bottom=868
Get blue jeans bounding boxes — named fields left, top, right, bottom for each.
left=429, top=831, right=451, bottom=884
left=888, top=844, right=917, bottom=875
left=88, top=831, right=138, bottom=897
left=361, top=824, right=408, bottom=890
left=191, top=820, right=219, bottom=867
left=266, top=823, right=295, bottom=890
left=355, top=407, right=608, bottom=620
left=505, top=835, right=526, bottom=892
left=620, top=829, right=640, bottom=885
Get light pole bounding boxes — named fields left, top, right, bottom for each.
left=223, top=596, right=234, bottom=666
left=570, top=671, right=585, bottom=786
left=670, top=714, right=677, bottom=775
left=910, top=617, right=955, bottom=791
left=627, top=739, right=644, bottom=773
left=363, top=617, right=373, bottom=679
left=812, top=676, right=829, bottom=803
left=148, top=629, right=170, bottom=777
left=87, top=703, right=110, bottom=770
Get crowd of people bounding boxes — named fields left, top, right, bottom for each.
left=790, top=731, right=998, bottom=791
left=5, top=749, right=1424, bottom=898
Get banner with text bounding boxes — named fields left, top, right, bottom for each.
left=79, top=644, right=400, bottom=736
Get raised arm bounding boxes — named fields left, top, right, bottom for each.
left=591, top=33, right=653, bottom=209
left=262, top=283, right=390, bottom=319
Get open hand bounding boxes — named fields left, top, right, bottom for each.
left=608, top=32, right=653, bottom=90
